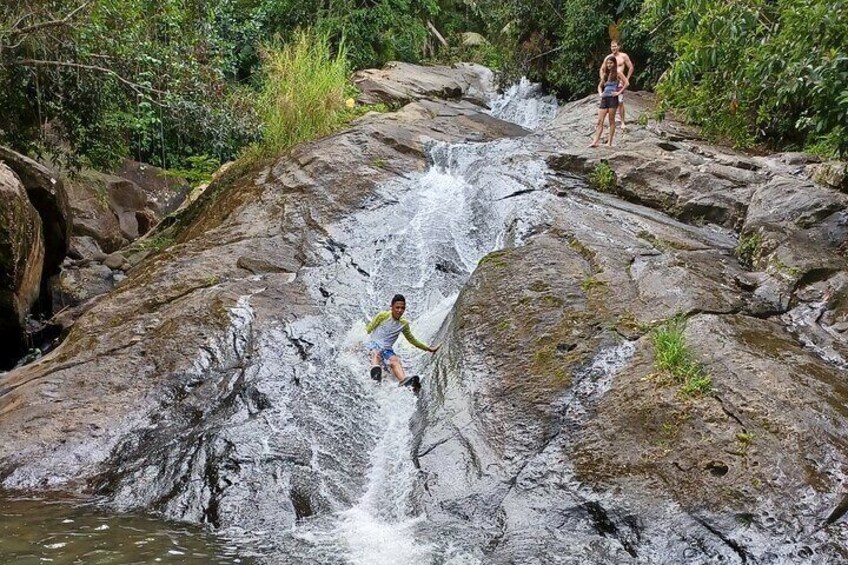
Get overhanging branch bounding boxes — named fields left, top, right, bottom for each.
left=8, top=1, right=92, bottom=37
left=16, top=58, right=170, bottom=105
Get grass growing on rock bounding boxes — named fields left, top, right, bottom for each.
left=734, top=232, right=762, bottom=267
left=651, top=315, right=713, bottom=397
left=588, top=161, right=617, bottom=192
left=580, top=276, right=607, bottom=294
left=246, top=30, right=350, bottom=161
left=136, top=233, right=175, bottom=253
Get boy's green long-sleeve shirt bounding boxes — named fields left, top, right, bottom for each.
left=366, top=311, right=429, bottom=351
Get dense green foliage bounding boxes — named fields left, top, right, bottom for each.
left=643, top=0, right=847, bottom=155
left=213, top=0, right=446, bottom=79
left=0, top=1, right=258, bottom=170
left=1, top=0, right=844, bottom=170
left=471, top=0, right=668, bottom=97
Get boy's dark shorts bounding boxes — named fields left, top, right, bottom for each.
left=599, top=96, right=619, bottom=109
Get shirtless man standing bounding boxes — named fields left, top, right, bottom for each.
left=606, top=40, right=634, bottom=129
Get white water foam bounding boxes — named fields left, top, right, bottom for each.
left=337, top=386, right=432, bottom=564
left=489, top=77, right=559, bottom=129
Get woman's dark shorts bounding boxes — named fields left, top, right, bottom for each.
left=599, top=96, right=619, bottom=109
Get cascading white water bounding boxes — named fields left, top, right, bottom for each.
left=259, top=81, right=558, bottom=563
left=489, top=78, right=559, bottom=130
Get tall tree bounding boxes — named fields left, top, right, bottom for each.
left=0, top=1, right=257, bottom=169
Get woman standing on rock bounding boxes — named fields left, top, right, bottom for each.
left=590, top=56, right=628, bottom=148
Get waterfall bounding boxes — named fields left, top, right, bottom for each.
left=258, top=80, right=559, bottom=563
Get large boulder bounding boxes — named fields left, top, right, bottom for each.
left=0, top=146, right=70, bottom=277
left=62, top=171, right=127, bottom=254
left=48, top=262, right=115, bottom=312
left=415, top=192, right=847, bottom=561
left=810, top=160, right=848, bottom=193
left=0, top=164, right=45, bottom=367
left=113, top=160, right=190, bottom=217
left=353, top=61, right=493, bottom=107
left=62, top=170, right=164, bottom=254
left=107, top=178, right=154, bottom=240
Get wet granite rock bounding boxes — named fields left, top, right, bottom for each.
left=0, top=93, right=530, bottom=535
left=0, top=145, right=70, bottom=278
left=0, top=163, right=45, bottom=366
left=48, top=262, right=114, bottom=311
left=353, top=61, right=493, bottom=107
left=107, top=178, right=152, bottom=240
left=416, top=191, right=847, bottom=561
left=0, top=65, right=846, bottom=564
left=113, top=160, right=190, bottom=216
left=811, top=161, right=848, bottom=193
left=63, top=170, right=173, bottom=253
left=63, top=171, right=128, bottom=254
left=68, top=236, right=106, bottom=261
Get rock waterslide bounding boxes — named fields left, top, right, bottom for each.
left=0, top=63, right=846, bottom=563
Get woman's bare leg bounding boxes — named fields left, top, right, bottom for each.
left=607, top=110, right=617, bottom=146
left=590, top=109, right=607, bottom=147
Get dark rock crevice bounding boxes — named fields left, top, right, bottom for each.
left=692, top=515, right=750, bottom=563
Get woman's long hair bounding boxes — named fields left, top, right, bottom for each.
left=601, top=56, right=619, bottom=83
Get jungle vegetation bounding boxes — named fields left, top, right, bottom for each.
left=1, top=0, right=844, bottom=176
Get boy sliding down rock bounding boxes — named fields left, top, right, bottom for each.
left=365, top=294, right=439, bottom=386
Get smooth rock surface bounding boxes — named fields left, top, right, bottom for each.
left=0, top=163, right=45, bottom=365
left=0, top=145, right=70, bottom=278
left=0, top=93, right=529, bottom=532
left=353, top=61, right=493, bottom=107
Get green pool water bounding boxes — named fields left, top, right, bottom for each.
left=0, top=492, right=254, bottom=564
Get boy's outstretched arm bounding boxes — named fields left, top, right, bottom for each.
left=402, top=321, right=438, bottom=353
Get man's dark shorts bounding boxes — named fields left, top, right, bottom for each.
left=599, top=96, right=619, bottom=109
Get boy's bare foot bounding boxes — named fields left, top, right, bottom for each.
left=606, top=142, right=613, bottom=147
left=589, top=141, right=599, bottom=147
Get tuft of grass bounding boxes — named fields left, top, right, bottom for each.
left=528, top=280, right=550, bottom=292
left=541, top=295, right=565, bottom=308
left=651, top=315, right=713, bottom=397
left=680, top=374, right=714, bottom=396
left=568, top=237, right=597, bottom=264
left=246, top=30, right=350, bottom=161
left=770, top=256, right=801, bottom=279
left=580, top=276, right=607, bottom=293
left=588, top=161, right=617, bottom=192
left=137, top=233, right=174, bottom=253
left=616, top=311, right=652, bottom=335
left=734, top=232, right=762, bottom=268
left=736, top=431, right=755, bottom=451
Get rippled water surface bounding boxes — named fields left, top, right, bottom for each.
left=0, top=493, right=252, bottom=564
